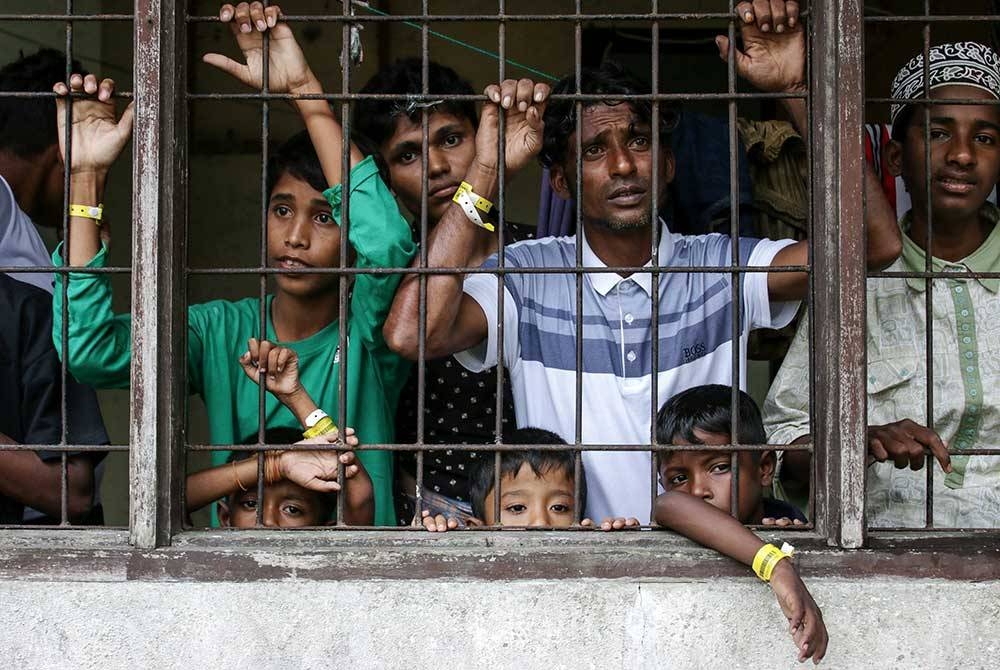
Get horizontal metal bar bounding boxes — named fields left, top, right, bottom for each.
left=0, top=13, right=133, bottom=21
left=186, top=91, right=806, bottom=102
left=0, top=444, right=129, bottom=452
left=871, top=270, right=1000, bottom=280
left=185, top=265, right=811, bottom=276
left=864, top=14, right=1000, bottom=22
left=184, top=12, right=758, bottom=23
left=0, top=266, right=131, bottom=274
left=0, top=91, right=134, bottom=99
left=867, top=96, right=1000, bottom=106
left=186, top=442, right=816, bottom=453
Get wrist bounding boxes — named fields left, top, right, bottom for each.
left=768, top=554, right=796, bottom=585
left=280, top=387, right=318, bottom=426
left=69, top=170, right=107, bottom=200
left=290, top=73, right=323, bottom=100
left=465, top=162, right=501, bottom=201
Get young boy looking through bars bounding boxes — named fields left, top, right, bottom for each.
left=50, top=4, right=414, bottom=525
left=765, top=41, right=1000, bottom=528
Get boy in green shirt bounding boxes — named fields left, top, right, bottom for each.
left=50, top=4, right=414, bottom=524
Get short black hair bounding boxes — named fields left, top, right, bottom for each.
left=540, top=60, right=675, bottom=169
left=0, top=49, right=86, bottom=157
left=265, top=129, right=328, bottom=197
left=656, top=384, right=767, bottom=447
left=890, top=104, right=918, bottom=143
left=468, top=428, right=586, bottom=520
left=354, top=58, right=478, bottom=153
left=228, top=427, right=336, bottom=519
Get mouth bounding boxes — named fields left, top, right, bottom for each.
left=273, top=256, right=315, bottom=271
left=936, top=175, right=977, bottom=195
left=606, top=185, right=647, bottom=206
left=429, top=182, right=460, bottom=199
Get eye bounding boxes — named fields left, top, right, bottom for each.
left=929, top=129, right=949, bottom=141
left=240, top=498, right=258, bottom=511
left=583, top=144, right=604, bottom=159
left=550, top=504, right=571, bottom=514
left=504, top=504, right=527, bottom=514
left=397, top=151, right=418, bottom=165
left=709, top=462, right=732, bottom=475
left=272, top=204, right=292, bottom=217
left=976, top=133, right=996, bottom=145
left=667, top=473, right=687, bottom=487
left=314, top=211, right=333, bottom=225
left=282, top=504, right=303, bottom=517
left=630, top=135, right=650, bottom=150
left=443, top=133, right=463, bottom=147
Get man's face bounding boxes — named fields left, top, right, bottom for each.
left=266, top=171, right=344, bottom=299
left=658, top=429, right=773, bottom=524
left=381, top=111, right=477, bottom=225
left=552, top=103, right=672, bottom=232
left=34, top=145, right=66, bottom=229
left=219, top=480, right=331, bottom=528
left=891, top=85, right=1000, bottom=223
left=481, top=462, right=577, bottom=527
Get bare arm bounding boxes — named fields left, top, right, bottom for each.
left=0, top=433, right=95, bottom=521
left=383, top=79, right=550, bottom=360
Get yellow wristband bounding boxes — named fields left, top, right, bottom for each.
left=752, top=543, right=793, bottom=582
left=457, top=181, right=494, bottom=214
left=302, top=416, right=337, bottom=439
left=69, top=203, right=103, bottom=223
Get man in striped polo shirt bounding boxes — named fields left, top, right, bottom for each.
left=386, top=7, right=903, bottom=522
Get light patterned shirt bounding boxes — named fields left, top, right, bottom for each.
left=764, top=205, right=1000, bottom=528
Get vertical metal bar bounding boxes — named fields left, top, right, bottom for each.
left=648, top=0, right=661, bottom=523
left=253, top=6, right=272, bottom=528
left=727, top=1, right=741, bottom=520
left=60, top=0, right=74, bottom=527
left=573, top=0, right=584, bottom=523
left=494, top=0, right=508, bottom=485
left=811, top=0, right=867, bottom=548
left=921, top=10, right=935, bottom=529
left=336, top=0, right=353, bottom=527
left=413, top=0, right=431, bottom=526
left=130, top=0, right=187, bottom=548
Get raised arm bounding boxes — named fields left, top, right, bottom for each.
left=205, top=3, right=363, bottom=187
left=383, top=79, right=550, bottom=360
left=655, top=490, right=828, bottom=664
left=718, top=1, right=901, bottom=301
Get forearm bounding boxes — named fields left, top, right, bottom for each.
left=0, top=451, right=94, bottom=520
left=66, top=171, right=107, bottom=266
left=342, top=472, right=375, bottom=525
left=185, top=457, right=260, bottom=513
left=384, top=162, right=498, bottom=358
left=864, top=163, right=903, bottom=269
left=779, top=93, right=808, bottom=141
left=292, top=77, right=364, bottom=188
left=654, top=491, right=765, bottom=566
left=278, top=388, right=320, bottom=428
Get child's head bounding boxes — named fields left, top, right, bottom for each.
left=655, top=385, right=774, bottom=524
left=468, top=428, right=585, bottom=526
left=218, top=428, right=336, bottom=528
left=355, top=59, right=478, bottom=224
left=887, top=42, right=1000, bottom=223
left=265, top=130, right=349, bottom=301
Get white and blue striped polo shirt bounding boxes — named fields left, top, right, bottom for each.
left=456, top=223, right=798, bottom=523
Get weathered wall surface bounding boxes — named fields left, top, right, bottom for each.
left=1, top=577, right=997, bottom=669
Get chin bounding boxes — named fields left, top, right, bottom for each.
left=604, top=213, right=652, bottom=231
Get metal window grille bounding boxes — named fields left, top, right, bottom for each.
left=0, top=1, right=995, bottom=573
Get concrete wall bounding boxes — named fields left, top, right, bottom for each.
left=1, top=577, right=997, bottom=669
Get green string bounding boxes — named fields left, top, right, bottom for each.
left=359, top=4, right=558, bottom=82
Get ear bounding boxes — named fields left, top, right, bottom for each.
left=217, top=501, right=232, bottom=527
left=758, top=450, right=777, bottom=488
left=662, top=146, right=676, bottom=185
left=549, top=165, right=572, bottom=200
left=885, top=139, right=904, bottom=178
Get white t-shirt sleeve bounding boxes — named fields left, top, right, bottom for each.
left=743, top=237, right=799, bottom=330
left=454, top=271, right=520, bottom=373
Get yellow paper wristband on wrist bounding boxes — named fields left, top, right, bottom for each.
left=458, top=181, right=494, bottom=214
left=752, top=543, right=792, bottom=582
left=302, top=416, right=337, bottom=439
left=69, top=203, right=104, bottom=224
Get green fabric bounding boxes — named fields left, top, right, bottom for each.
left=898, top=202, right=1000, bottom=489
left=900, top=203, right=1000, bottom=293
left=52, top=155, right=415, bottom=526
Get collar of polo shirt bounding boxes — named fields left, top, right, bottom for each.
left=581, top=218, right=674, bottom=297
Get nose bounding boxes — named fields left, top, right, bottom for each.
left=284, top=212, right=310, bottom=249
left=527, top=505, right=551, bottom=527
left=262, top=502, right=280, bottom=528
left=947, top=132, right=976, bottom=167
left=689, top=473, right=713, bottom=501
left=607, top=142, right=637, bottom=178
left=428, top=146, right=451, bottom=178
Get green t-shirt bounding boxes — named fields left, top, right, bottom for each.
left=52, top=156, right=415, bottom=525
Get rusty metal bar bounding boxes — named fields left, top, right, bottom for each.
left=187, top=441, right=816, bottom=453
left=182, top=264, right=811, bottom=276
left=184, top=91, right=806, bottom=102
left=129, top=0, right=187, bottom=548
left=647, top=0, right=661, bottom=523
left=811, top=0, right=867, bottom=548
